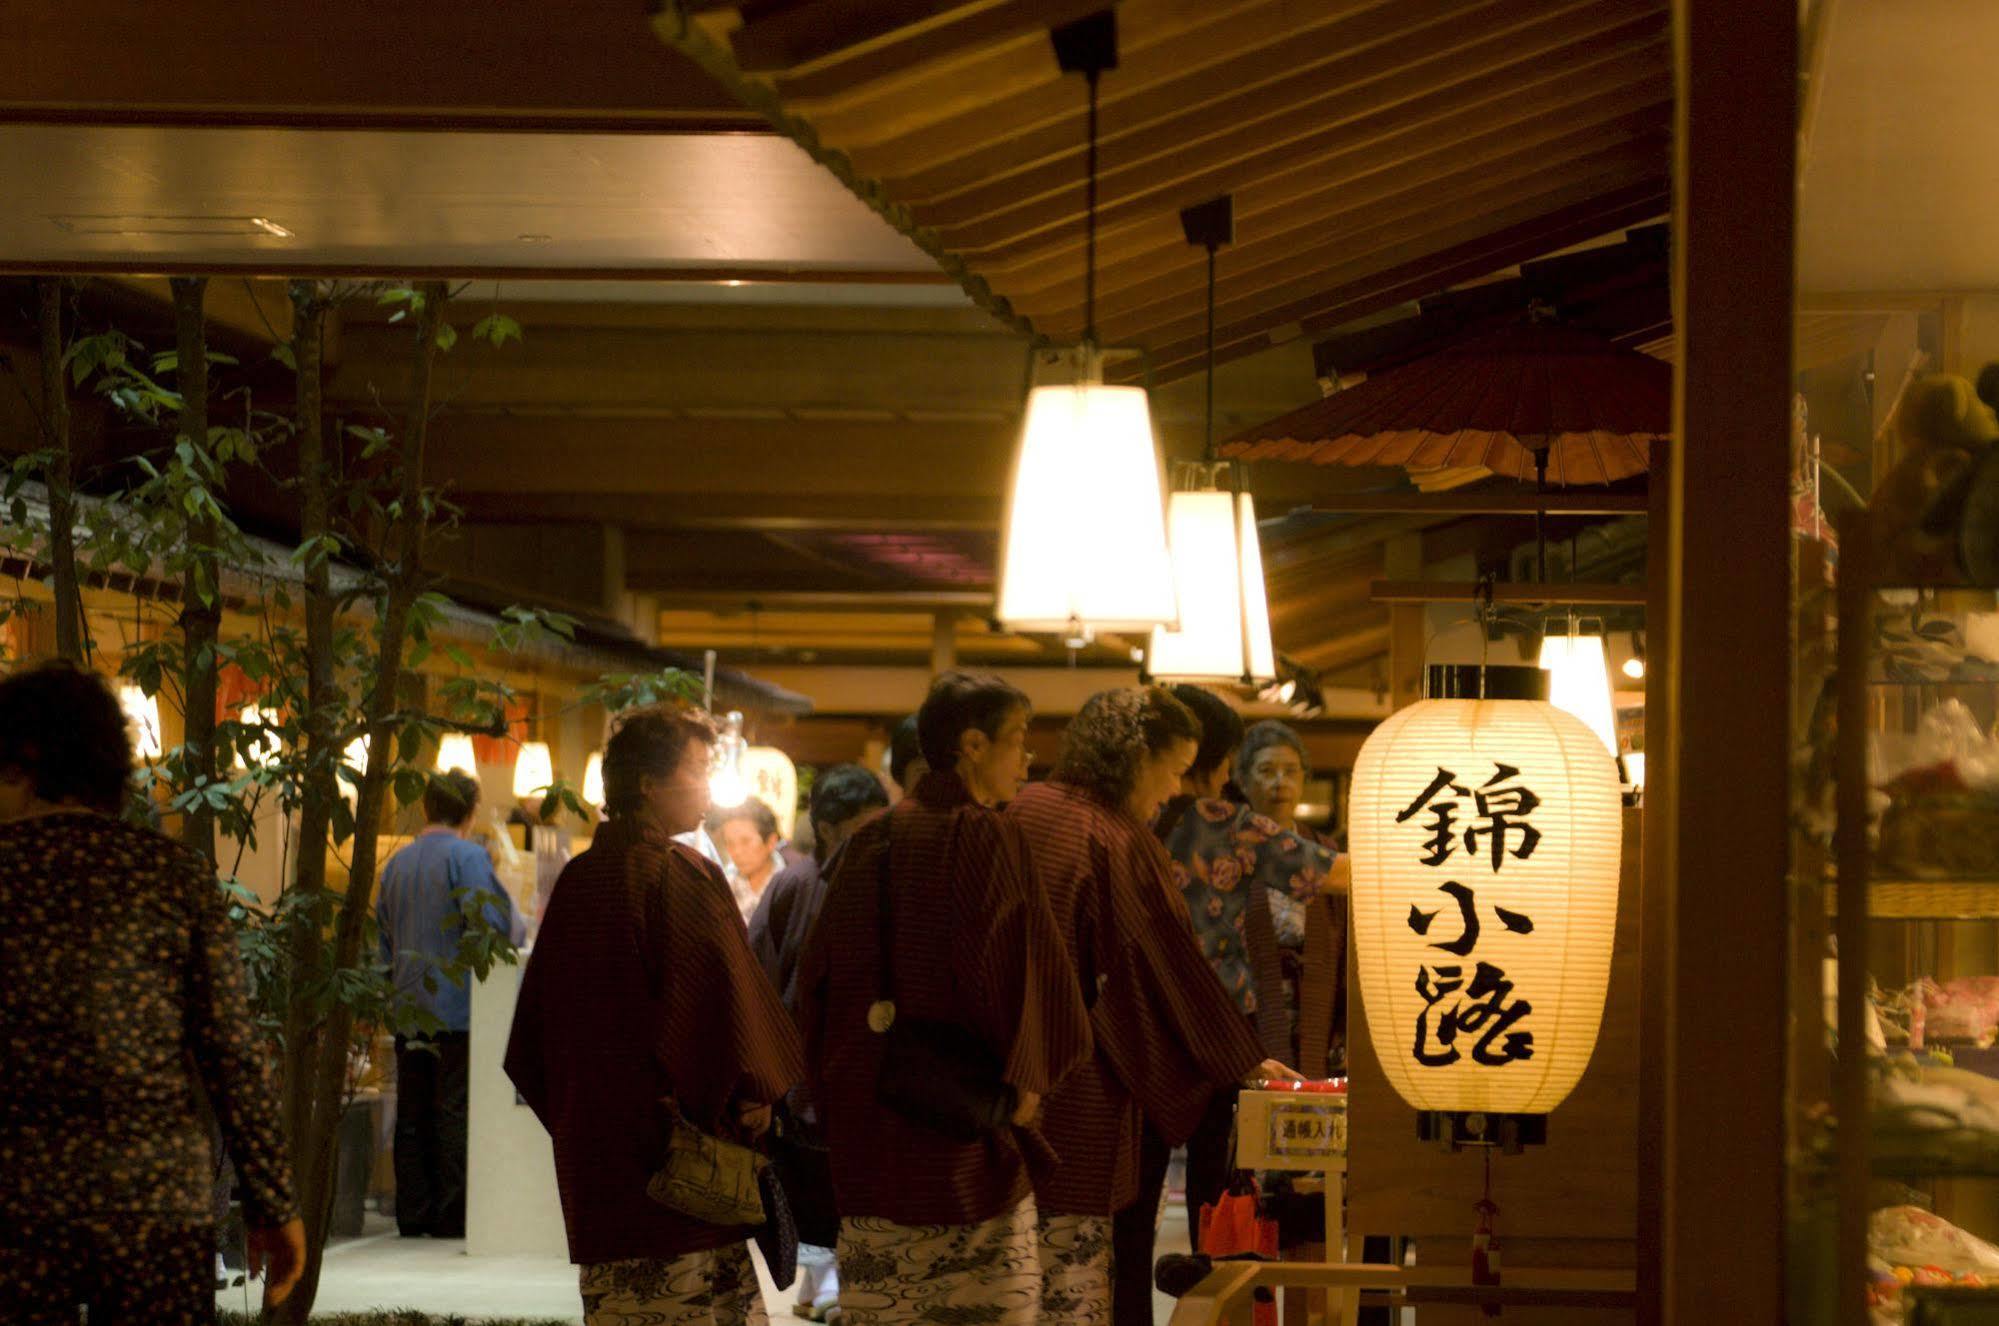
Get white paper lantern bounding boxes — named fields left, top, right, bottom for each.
left=582, top=750, right=605, bottom=806
left=1537, top=632, right=1619, bottom=761
left=1147, top=484, right=1277, bottom=684
left=435, top=732, right=478, bottom=775
left=1349, top=664, right=1622, bottom=1117
left=512, top=740, right=554, bottom=799
left=117, top=684, right=162, bottom=761
left=743, top=746, right=799, bottom=839
left=996, top=380, right=1177, bottom=636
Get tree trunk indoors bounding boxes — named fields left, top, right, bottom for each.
left=270, top=281, right=447, bottom=1324
left=170, top=275, right=220, bottom=865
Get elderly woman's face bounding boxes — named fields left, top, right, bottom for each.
left=1244, top=743, right=1306, bottom=825
left=719, top=815, right=779, bottom=880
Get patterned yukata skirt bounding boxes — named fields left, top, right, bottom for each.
left=836, top=1195, right=1042, bottom=1325
left=1037, top=1211, right=1113, bottom=1325
left=579, top=1242, right=769, bottom=1326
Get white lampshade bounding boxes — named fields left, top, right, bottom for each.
left=1621, top=751, right=1646, bottom=792
left=583, top=750, right=605, bottom=806
left=118, top=684, right=162, bottom=761
left=1148, top=488, right=1277, bottom=683
left=435, top=732, right=478, bottom=774
left=234, top=705, right=283, bottom=771
left=997, top=381, right=1177, bottom=635
left=1349, top=670, right=1622, bottom=1117
left=512, top=740, right=554, bottom=799
left=1537, top=632, right=1619, bottom=761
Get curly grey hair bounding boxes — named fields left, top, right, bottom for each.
left=1054, top=686, right=1202, bottom=808
left=1235, top=719, right=1310, bottom=787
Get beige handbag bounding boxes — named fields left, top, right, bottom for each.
left=646, top=1106, right=768, bottom=1227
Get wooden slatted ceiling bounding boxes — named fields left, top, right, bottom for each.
left=656, top=0, right=1671, bottom=383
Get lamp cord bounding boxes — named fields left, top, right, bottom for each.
left=1084, top=67, right=1100, bottom=347
left=1204, top=242, right=1217, bottom=464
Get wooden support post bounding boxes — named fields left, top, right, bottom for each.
left=930, top=611, right=958, bottom=675
left=1664, top=3, right=1795, bottom=1322
left=1384, top=536, right=1425, bottom=711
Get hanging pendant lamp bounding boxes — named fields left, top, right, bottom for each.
left=512, top=740, right=554, bottom=800
left=996, top=11, right=1177, bottom=640
left=1147, top=194, right=1278, bottom=684
left=435, top=732, right=478, bottom=775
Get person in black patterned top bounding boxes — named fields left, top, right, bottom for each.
left=0, top=663, right=303, bottom=1322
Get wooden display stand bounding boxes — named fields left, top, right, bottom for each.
left=1343, top=808, right=1643, bottom=1321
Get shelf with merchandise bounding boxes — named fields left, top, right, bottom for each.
left=1824, top=880, right=1999, bottom=921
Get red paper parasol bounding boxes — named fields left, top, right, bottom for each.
left=1220, top=323, right=1669, bottom=486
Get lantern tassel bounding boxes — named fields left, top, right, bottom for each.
left=1472, top=1147, right=1502, bottom=1317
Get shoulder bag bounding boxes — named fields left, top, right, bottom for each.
left=645, top=1099, right=768, bottom=1228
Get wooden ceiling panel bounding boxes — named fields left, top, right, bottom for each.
left=910, top=0, right=1654, bottom=234
left=1003, top=98, right=1672, bottom=320
left=655, top=0, right=1672, bottom=380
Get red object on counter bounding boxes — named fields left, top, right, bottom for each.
left=1249, top=1077, right=1348, bottom=1094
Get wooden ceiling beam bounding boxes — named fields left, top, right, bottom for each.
left=1290, top=624, right=1393, bottom=673
left=1126, top=185, right=1670, bottom=382
left=1099, top=167, right=1666, bottom=355
left=934, top=22, right=1667, bottom=256
left=909, top=0, right=1647, bottom=227
left=975, top=81, right=1668, bottom=286
left=730, top=0, right=963, bottom=72
left=421, top=413, right=1014, bottom=496
left=1074, top=145, right=1666, bottom=344
left=890, top=0, right=1520, bottom=203
left=1006, top=100, right=1669, bottom=318
left=1300, top=492, right=1650, bottom=516
left=808, top=0, right=1336, bottom=159
left=771, top=0, right=1112, bottom=98
left=647, top=590, right=994, bottom=612
left=449, top=490, right=1004, bottom=533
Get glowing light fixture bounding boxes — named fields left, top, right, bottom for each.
left=1537, top=630, right=1619, bottom=761
left=996, top=11, right=1176, bottom=641
left=234, top=705, right=282, bottom=771
left=512, top=740, right=554, bottom=800
left=709, top=711, right=749, bottom=807
left=118, top=684, right=162, bottom=761
left=1147, top=194, right=1277, bottom=684
left=1349, top=664, right=1622, bottom=1121
left=1621, top=750, right=1646, bottom=793
left=583, top=750, right=605, bottom=806
left=435, top=733, right=478, bottom=774
left=341, top=735, right=371, bottom=805
left=1621, top=656, right=1646, bottom=681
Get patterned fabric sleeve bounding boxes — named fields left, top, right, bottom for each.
left=181, top=856, right=297, bottom=1228
left=1230, top=808, right=1337, bottom=903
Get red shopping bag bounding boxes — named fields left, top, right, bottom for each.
left=1199, top=1178, right=1281, bottom=1326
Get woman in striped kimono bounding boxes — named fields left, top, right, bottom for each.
left=796, top=671, right=1091, bottom=1326
left=506, top=706, right=804, bottom=1326
left=1005, top=687, right=1294, bottom=1324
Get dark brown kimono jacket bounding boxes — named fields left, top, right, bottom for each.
left=1006, top=780, right=1265, bottom=1216
left=504, top=817, right=804, bottom=1265
left=795, top=770, right=1091, bottom=1227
